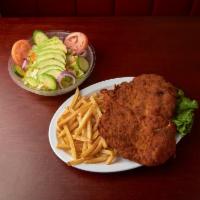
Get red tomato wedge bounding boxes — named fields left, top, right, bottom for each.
left=11, top=40, right=31, bottom=65
left=64, top=32, right=88, bottom=54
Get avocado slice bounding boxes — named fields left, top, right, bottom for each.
left=37, top=65, right=63, bottom=76
left=38, top=74, right=57, bottom=90
left=32, top=41, right=67, bottom=53
left=45, top=69, right=62, bottom=79
left=36, top=38, right=63, bottom=49
left=50, top=36, right=60, bottom=40
left=36, top=49, right=66, bottom=59
left=35, top=59, right=65, bottom=69
left=35, top=53, right=66, bottom=65
left=35, top=43, right=67, bottom=53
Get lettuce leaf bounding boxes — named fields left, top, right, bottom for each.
left=173, top=90, right=198, bottom=137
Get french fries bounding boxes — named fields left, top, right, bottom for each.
left=56, top=88, right=116, bottom=166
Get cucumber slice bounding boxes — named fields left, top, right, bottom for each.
left=70, top=62, right=84, bottom=78
left=24, top=77, right=38, bottom=88
left=78, top=56, right=89, bottom=72
left=14, top=65, right=25, bottom=77
left=38, top=74, right=57, bottom=90
left=33, top=30, right=49, bottom=45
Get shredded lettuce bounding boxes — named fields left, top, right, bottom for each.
left=173, top=90, right=198, bottom=137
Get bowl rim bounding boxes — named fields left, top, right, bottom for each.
left=8, top=30, right=96, bottom=96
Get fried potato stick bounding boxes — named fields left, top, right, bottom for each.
left=70, top=88, right=80, bottom=108
left=64, top=125, right=77, bottom=159
left=58, top=102, right=92, bottom=127
left=84, top=155, right=108, bottom=164
left=75, top=106, right=94, bottom=136
left=67, top=158, right=84, bottom=166
left=81, top=137, right=101, bottom=158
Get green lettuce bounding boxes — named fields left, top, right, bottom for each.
left=173, top=90, right=198, bottom=137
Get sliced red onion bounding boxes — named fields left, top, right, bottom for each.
left=57, top=71, right=76, bottom=88
left=22, top=59, right=28, bottom=70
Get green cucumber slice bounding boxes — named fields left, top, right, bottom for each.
left=14, top=65, right=25, bottom=77
left=33, top=30, right=48, bottom=45
left=70, top=62, right=84, bottom=78
left=78, top=56, right=89, bottom=72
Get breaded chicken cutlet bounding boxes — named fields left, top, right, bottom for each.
left=98, top=74, right=177, bottom=166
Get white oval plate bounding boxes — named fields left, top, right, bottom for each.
left=49, top=77, right=182, bottom=173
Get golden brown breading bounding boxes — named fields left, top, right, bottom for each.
left=98, top=74, right=177, bottom=166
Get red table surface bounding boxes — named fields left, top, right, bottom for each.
left=0, top=17, right=200, bottom=200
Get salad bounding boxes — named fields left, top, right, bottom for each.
left=11, top=30, right=90, bottom=90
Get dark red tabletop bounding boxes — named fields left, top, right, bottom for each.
left=0, top=17, right=200, bottom=200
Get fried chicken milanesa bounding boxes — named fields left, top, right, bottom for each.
left=98, top=74, right=177, bottom=166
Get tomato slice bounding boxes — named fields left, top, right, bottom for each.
left=11, top=40, right=31, bottom=65
left=64, top=32, right=88, bottom=54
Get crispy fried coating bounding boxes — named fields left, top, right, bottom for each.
left=98, top=74, right=177, bottom=166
